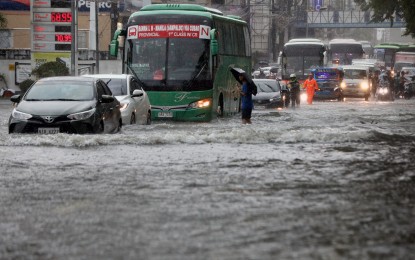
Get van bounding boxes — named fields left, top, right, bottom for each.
left=340, top=65, right=371, bottom=101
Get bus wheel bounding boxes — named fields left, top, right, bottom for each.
left=217, top=95, right=224, bottom=117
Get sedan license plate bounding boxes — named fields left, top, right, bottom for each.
left=38, top=127, right=60, bottom=134
left=158, top=111, right=173, bottom=118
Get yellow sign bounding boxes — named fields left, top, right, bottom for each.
left=31, top=52, right=71, bottom=69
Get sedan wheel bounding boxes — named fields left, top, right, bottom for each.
left=130, top=113, right=136, bottom=124
left=146, top=111, right=152, bottom=125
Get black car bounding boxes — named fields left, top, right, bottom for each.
left=9, top=76, right=122, bottom=134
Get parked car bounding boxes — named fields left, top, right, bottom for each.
left=252, top=79, right=285, bottom=109
left=83, top=74, right=151, bottom=125
left=252, top=66, right=279, bottom=79
left=8, top=76, right=122, bottom=134
left=340, top=65, right=371, bottom=101
left=401, top=67, right=415, bottom=76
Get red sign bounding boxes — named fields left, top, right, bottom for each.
left=55, top=34, right=72, bottom=42
left=51, top=12, right=72, bottom=23
left=127, top=24, right=211, bottom=40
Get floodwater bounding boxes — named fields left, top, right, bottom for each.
left=0, top=97, right=414, bottom=260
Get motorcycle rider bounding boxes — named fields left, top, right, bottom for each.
left=288, top=73, right=301, bottom=108
left=371, top=69, right=380, bottom=98
left=377, top=72, right=393, bottom=101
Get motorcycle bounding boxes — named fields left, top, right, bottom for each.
left=376, top=79, right=394, bottom=101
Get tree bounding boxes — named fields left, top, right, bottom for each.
left=354, top=0, right=415, bottom=38
left=0, top=12, right=7, bottom=28
left=31, top=61, right=70, bottom=79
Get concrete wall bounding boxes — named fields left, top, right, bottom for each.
left=0, top=59, right=122, bottom=92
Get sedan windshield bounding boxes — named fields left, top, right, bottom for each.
left=101, top=78, right=127, bottom=96
left=25, top=81, right=94, bottom=101
left=343, top=70, right=367, bottom=80
left=254, top=81, right=281, bottom=92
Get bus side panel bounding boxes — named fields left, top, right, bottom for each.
left=212, top=55, right=250, bottom=118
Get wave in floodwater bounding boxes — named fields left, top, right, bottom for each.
left=0, top=122, right=414, bottom=148
left=1, top=99, right=415, bottom=147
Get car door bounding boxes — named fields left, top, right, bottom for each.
left=97, top=80, right=118, bottom=132
left=129, top=77, right=146, bottom=123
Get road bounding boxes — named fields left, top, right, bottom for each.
left=1, top=97, right=414, bottom=260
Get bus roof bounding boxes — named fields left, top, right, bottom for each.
left=139, top=4, right=223, bottom=15
left=130, top=4, right=247, bottom=24
left=284, top=41, right=325, bottom=47
left=288, top=38, right=323, bottom=43
left=373, top=42, right=410, bottom=49
left=329, top=38, right=359, bottom=43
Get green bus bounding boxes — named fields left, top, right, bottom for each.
left=373, top=43, right=409, bottom=69
left=109, top=4, right=251, bottom=122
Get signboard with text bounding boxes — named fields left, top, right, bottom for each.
left=127, top=24, right=211, bottom=39
left=31, top=1, right=72, bottom=69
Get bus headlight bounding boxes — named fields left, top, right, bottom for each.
left=340, top=81, right=346, bottom=88
left=188, top=98, right=212, bottom=109
left=360, top=82, right=369, bottom=90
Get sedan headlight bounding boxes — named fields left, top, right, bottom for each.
left=119, top=103, right=129, bottom=111
left=270, top=96, right=281, bottom=102
left=67, top=108, right=96, bottom=120
left=188, top=98, right=212, bottom=109
left=12, top=108, right=32, bottom=120
left=360, top=82, right=369, bottom=90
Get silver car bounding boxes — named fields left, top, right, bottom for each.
left=252, top=79, right=284, bottom=109
left=83, top=74, right=151, bottom=125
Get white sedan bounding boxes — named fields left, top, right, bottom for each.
left=83, top=74, right=151, bottom=125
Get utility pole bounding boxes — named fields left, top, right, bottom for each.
left=95, top=0, right=99, bottom=73
left=71, top=0, right=78, bottom=76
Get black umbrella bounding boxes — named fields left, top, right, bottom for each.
left=230, top=67, right=257, bottom=95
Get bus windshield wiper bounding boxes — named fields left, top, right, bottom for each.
left=185, top=62, right=207, bottom=88
left=127, top=64, right=146, bottom=88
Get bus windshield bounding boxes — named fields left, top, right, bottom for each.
left=127, top=37, right=211, bottom=91
left=282, top=44, right=325, bottom=79
left=330, top=44, right=363, bottom=64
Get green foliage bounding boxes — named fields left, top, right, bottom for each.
left=31, top=61, right=70, bottom=79
left=0, top=13, right=7, bottom=28
left=18, top=79, right=35, bottom=95
left=354, top=0, right=415, bottom=38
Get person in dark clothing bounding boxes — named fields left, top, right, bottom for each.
left=371, top=70, right=380, bottom=98
left=288, top=73, right=301, bottom=108
left=239, top=74, right=253, bottom=124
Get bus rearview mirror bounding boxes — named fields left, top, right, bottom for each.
left=109, top=39, right=119, bottom=57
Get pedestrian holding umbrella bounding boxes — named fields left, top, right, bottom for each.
left=230, top=67, right=257, bottom=124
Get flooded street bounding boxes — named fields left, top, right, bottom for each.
left=0, top=98, right=414, bottom=260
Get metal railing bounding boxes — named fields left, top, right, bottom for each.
left=294, top=10, right=405, bottom=28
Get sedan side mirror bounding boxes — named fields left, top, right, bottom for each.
left=132, top=89, right=144, bottom=98
left=101, top=95, right=115, bottom=103
left=10, top=94, right=21, bottom=103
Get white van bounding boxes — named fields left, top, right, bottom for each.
left=340, top=65, right=371, bottom=101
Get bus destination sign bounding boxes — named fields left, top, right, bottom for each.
left=127, top=24, right=211, bottom=40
